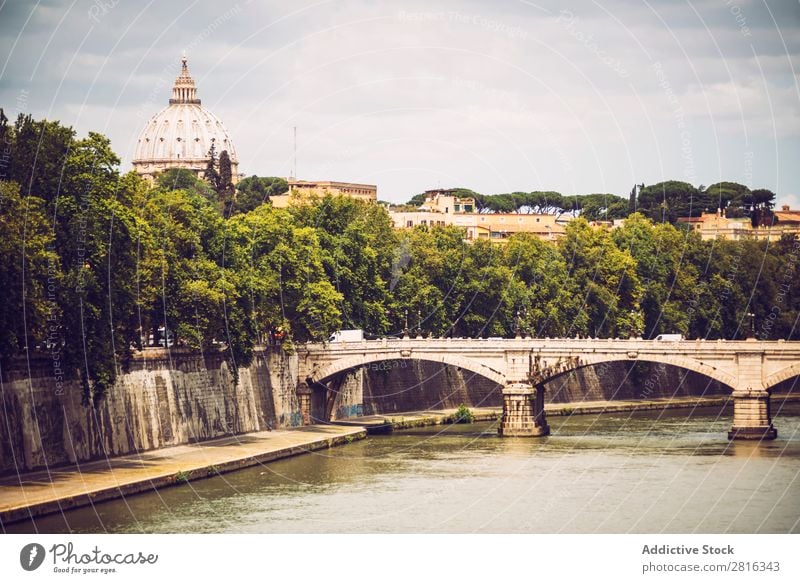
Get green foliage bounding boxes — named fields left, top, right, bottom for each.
left=0, top=111, right=798, bottom=412
left=637, top=181, right=703, bottom=223
left=612, top=214, right=699, bottom=338
left=234, top=175, right=288, bottom=213
left=157, top=168, right=208, bottom=194
left=204, top=142, right=220, bottom=192
left=705, top=182, right=750, bottom=217
left=573, top=193, right=629, bottom=221
left=290, top=195, right=396, bottom=336
left=452, top=403, right=475, bottom=424
left=0, top=182, right=56, bottom=359
left=7, top=113, right=75, bottom=203
left=561, top=218, right=643, bottom=337
left=218, top=149, right=234, bottom=211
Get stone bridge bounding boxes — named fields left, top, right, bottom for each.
left=296, top=337, right=800, bottom=439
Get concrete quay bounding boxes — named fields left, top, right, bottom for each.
left=0, top=424, right=366, bottom=527
left=334, top=394, right=800, bottom=434
left=331, top=406, right=502, bottom=433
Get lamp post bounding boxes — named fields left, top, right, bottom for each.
left=513, top=309, right=521, bottom=339
left=403, top=309, right=409, bottom=339
left=747, top=312, right=755, bottom=339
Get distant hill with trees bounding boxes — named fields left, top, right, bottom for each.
left=406, top=181, right=777, bottom=226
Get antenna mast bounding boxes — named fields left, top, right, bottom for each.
left=293, top=126, right=297, bottom=179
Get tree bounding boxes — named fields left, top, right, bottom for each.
left=7, top=113, right=75, bottom=204
left=234, top=176, right=288, bottom=214
left=388, top=225, right=469, bottom=337
left=637, top=181, right=703, bottom=223
left=204, top=142, right=220, bottom=191
left=53, top=133, right=146, bottom=404
left=560, top=218, right=643, bottom=337
left=158, top=168, right=204, bottom=192
left=218, top=149, right=235, bottom=212
left=705, top=181, right=750, bottom=217
left=750, top=188, right=776, bottom=227
left=575, top=193, right=629, bottom=221
left=290, top=195, right=396, bottom=337
left=0, top=181, right=56, bottom=361
left=612, top=213, right=700, bottom=338
left=503, top=233, right=584, bottom=337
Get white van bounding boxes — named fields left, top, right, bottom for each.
left=655, top=334, right=683, bottom=341
left=329, top=329, right=364, bottom=342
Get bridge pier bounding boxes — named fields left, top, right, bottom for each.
left=728, top=389, right=777, bottom=440
left=296, top=382, right=313, bottom=426
left=499, top=383, right=550, bottom=437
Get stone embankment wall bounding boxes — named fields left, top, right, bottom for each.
left=0, top=347, right=306, bottom=475
left=3, top=350, right=796, bottom=474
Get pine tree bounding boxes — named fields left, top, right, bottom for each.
left=204, top=142, right=220, bottom=190
left=218, top=149, right=234, bottom=212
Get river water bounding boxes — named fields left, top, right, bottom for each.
left=8, top=401, right=800, bottom=534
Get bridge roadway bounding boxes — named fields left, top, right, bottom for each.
left=296, top=337, right=800, bottom=439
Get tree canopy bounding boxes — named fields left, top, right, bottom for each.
left=1, top=111, right=797, bottom=407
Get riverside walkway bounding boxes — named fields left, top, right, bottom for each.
left=0, top=424, right=365, bottom=526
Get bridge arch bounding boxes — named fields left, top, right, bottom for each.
left=765, top=363, right=800, bottom=391
left=533, top=353, right=737, bottom=392
left=308, top=352, right=507, bottom=387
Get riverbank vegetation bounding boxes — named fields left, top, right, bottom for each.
left=1, top=112, right=798, bottom=404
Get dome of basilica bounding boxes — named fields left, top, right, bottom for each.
left=132, top=56, right=238, bottom=182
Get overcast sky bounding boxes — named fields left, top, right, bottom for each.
left=1, top=0, right=798, bottom=205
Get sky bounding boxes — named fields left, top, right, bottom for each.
left=1, top=0, right=798, bottom=205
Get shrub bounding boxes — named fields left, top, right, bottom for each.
left=453, top=404, right=475, bottom=424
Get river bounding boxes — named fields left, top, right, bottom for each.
left=7, top=401, right=800, bottom=534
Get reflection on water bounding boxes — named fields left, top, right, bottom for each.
left=7, top=402, right=800, bottom=534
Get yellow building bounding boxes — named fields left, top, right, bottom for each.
left=390, top=189, right=565, bottom=243
left=418, top=189, right=476, bottom=214
left=270, top=179, right=377, bottom=208
left=677, top=206, right=800, bottom=241
left=475, top=213, right=564, bottom=242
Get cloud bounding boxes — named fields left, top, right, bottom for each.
left=0, top=0, right=798, bottom=203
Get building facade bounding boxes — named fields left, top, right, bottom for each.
left=132, top=56, right=239, bottom=183
left=390, top=190, right=565, bottom=243
left=677, top=206, right=800, bottom=241
left=270, top=179, right=378, bottom=208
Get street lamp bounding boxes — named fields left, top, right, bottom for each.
left=403, top=309, right=409, bottom=339
left=746, top=312, right=755, bottom=339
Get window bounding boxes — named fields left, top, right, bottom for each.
left=465, top=205, right=473, bottom=212
left=422, top=220, right=427, bottom=226
left=454, top=204, right=461, bottom=212
left=407, top=220, right=413, bottom=228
